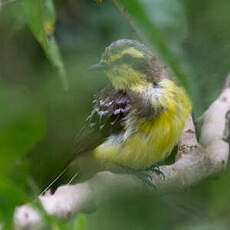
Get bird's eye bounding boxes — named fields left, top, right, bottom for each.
left=112, top=53, right=133, bottom=65
left=122, top=53, right=133, bottom=62
left=101, top=53, right=110, bottom=63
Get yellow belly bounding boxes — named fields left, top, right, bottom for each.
left=93, top=111, right=184, bottom=169
left=93, top=80, right=191, bottom=169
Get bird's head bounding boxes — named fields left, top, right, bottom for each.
left=90, top=39, right=166, bottom=91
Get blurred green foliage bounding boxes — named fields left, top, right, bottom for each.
left=0, top=0, right=230, bottom=229
left=22, top=0, right=68, bottom=90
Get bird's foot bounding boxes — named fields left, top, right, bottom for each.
left=135, top=171, right=155, bottom=188
left=134, top=165, right=165, bottom=188
left=119, top=165, right=165, bottom=189
left=121, top=167, right=155, bottom=188
left=146, top=164, right=165, bottom=180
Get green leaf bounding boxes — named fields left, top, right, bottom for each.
left=114, top=0, right=190, bottom=93
left=0, top=87, right=46, bottom=228
left=22, top=0, right=68, bottom=90
left=0, top=177, right=28, bottom=229
left=140, top=0, right=188, bottom=51
left=74, top=214, right=88, bottom=230
left=0, top=88, right=46, bottom=173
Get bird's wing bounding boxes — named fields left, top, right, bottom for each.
left=70, top=87, right=131, bottom=158
left=41, top=88, right=131, bottom=194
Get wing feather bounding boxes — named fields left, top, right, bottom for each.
left=70, top=88, right=131, bottom=157
left=42, top=88, right=131, bottom=193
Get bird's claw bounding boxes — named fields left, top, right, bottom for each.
left=146, top=164, right=165, bottom=180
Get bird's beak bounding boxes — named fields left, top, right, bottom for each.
left=89, top=63, right=107, bottom=71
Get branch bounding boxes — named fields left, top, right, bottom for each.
left=14, top=75, right=230, bottom=229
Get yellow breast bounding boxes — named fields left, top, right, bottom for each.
left=93, top=80, right=191, bottom=169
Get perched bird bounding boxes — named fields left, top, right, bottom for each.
left=86, top=39, right=192, bottom=170
left=45, top=39, right=191, bottom=190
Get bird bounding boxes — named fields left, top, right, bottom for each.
left=44, top=39, right=192, bottom=191
left=87, top=39, right=191, bottom=169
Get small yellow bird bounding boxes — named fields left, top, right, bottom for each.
left=87, top=39, right=191, bottom=170
left=46, top=39, right=191, bottom=189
